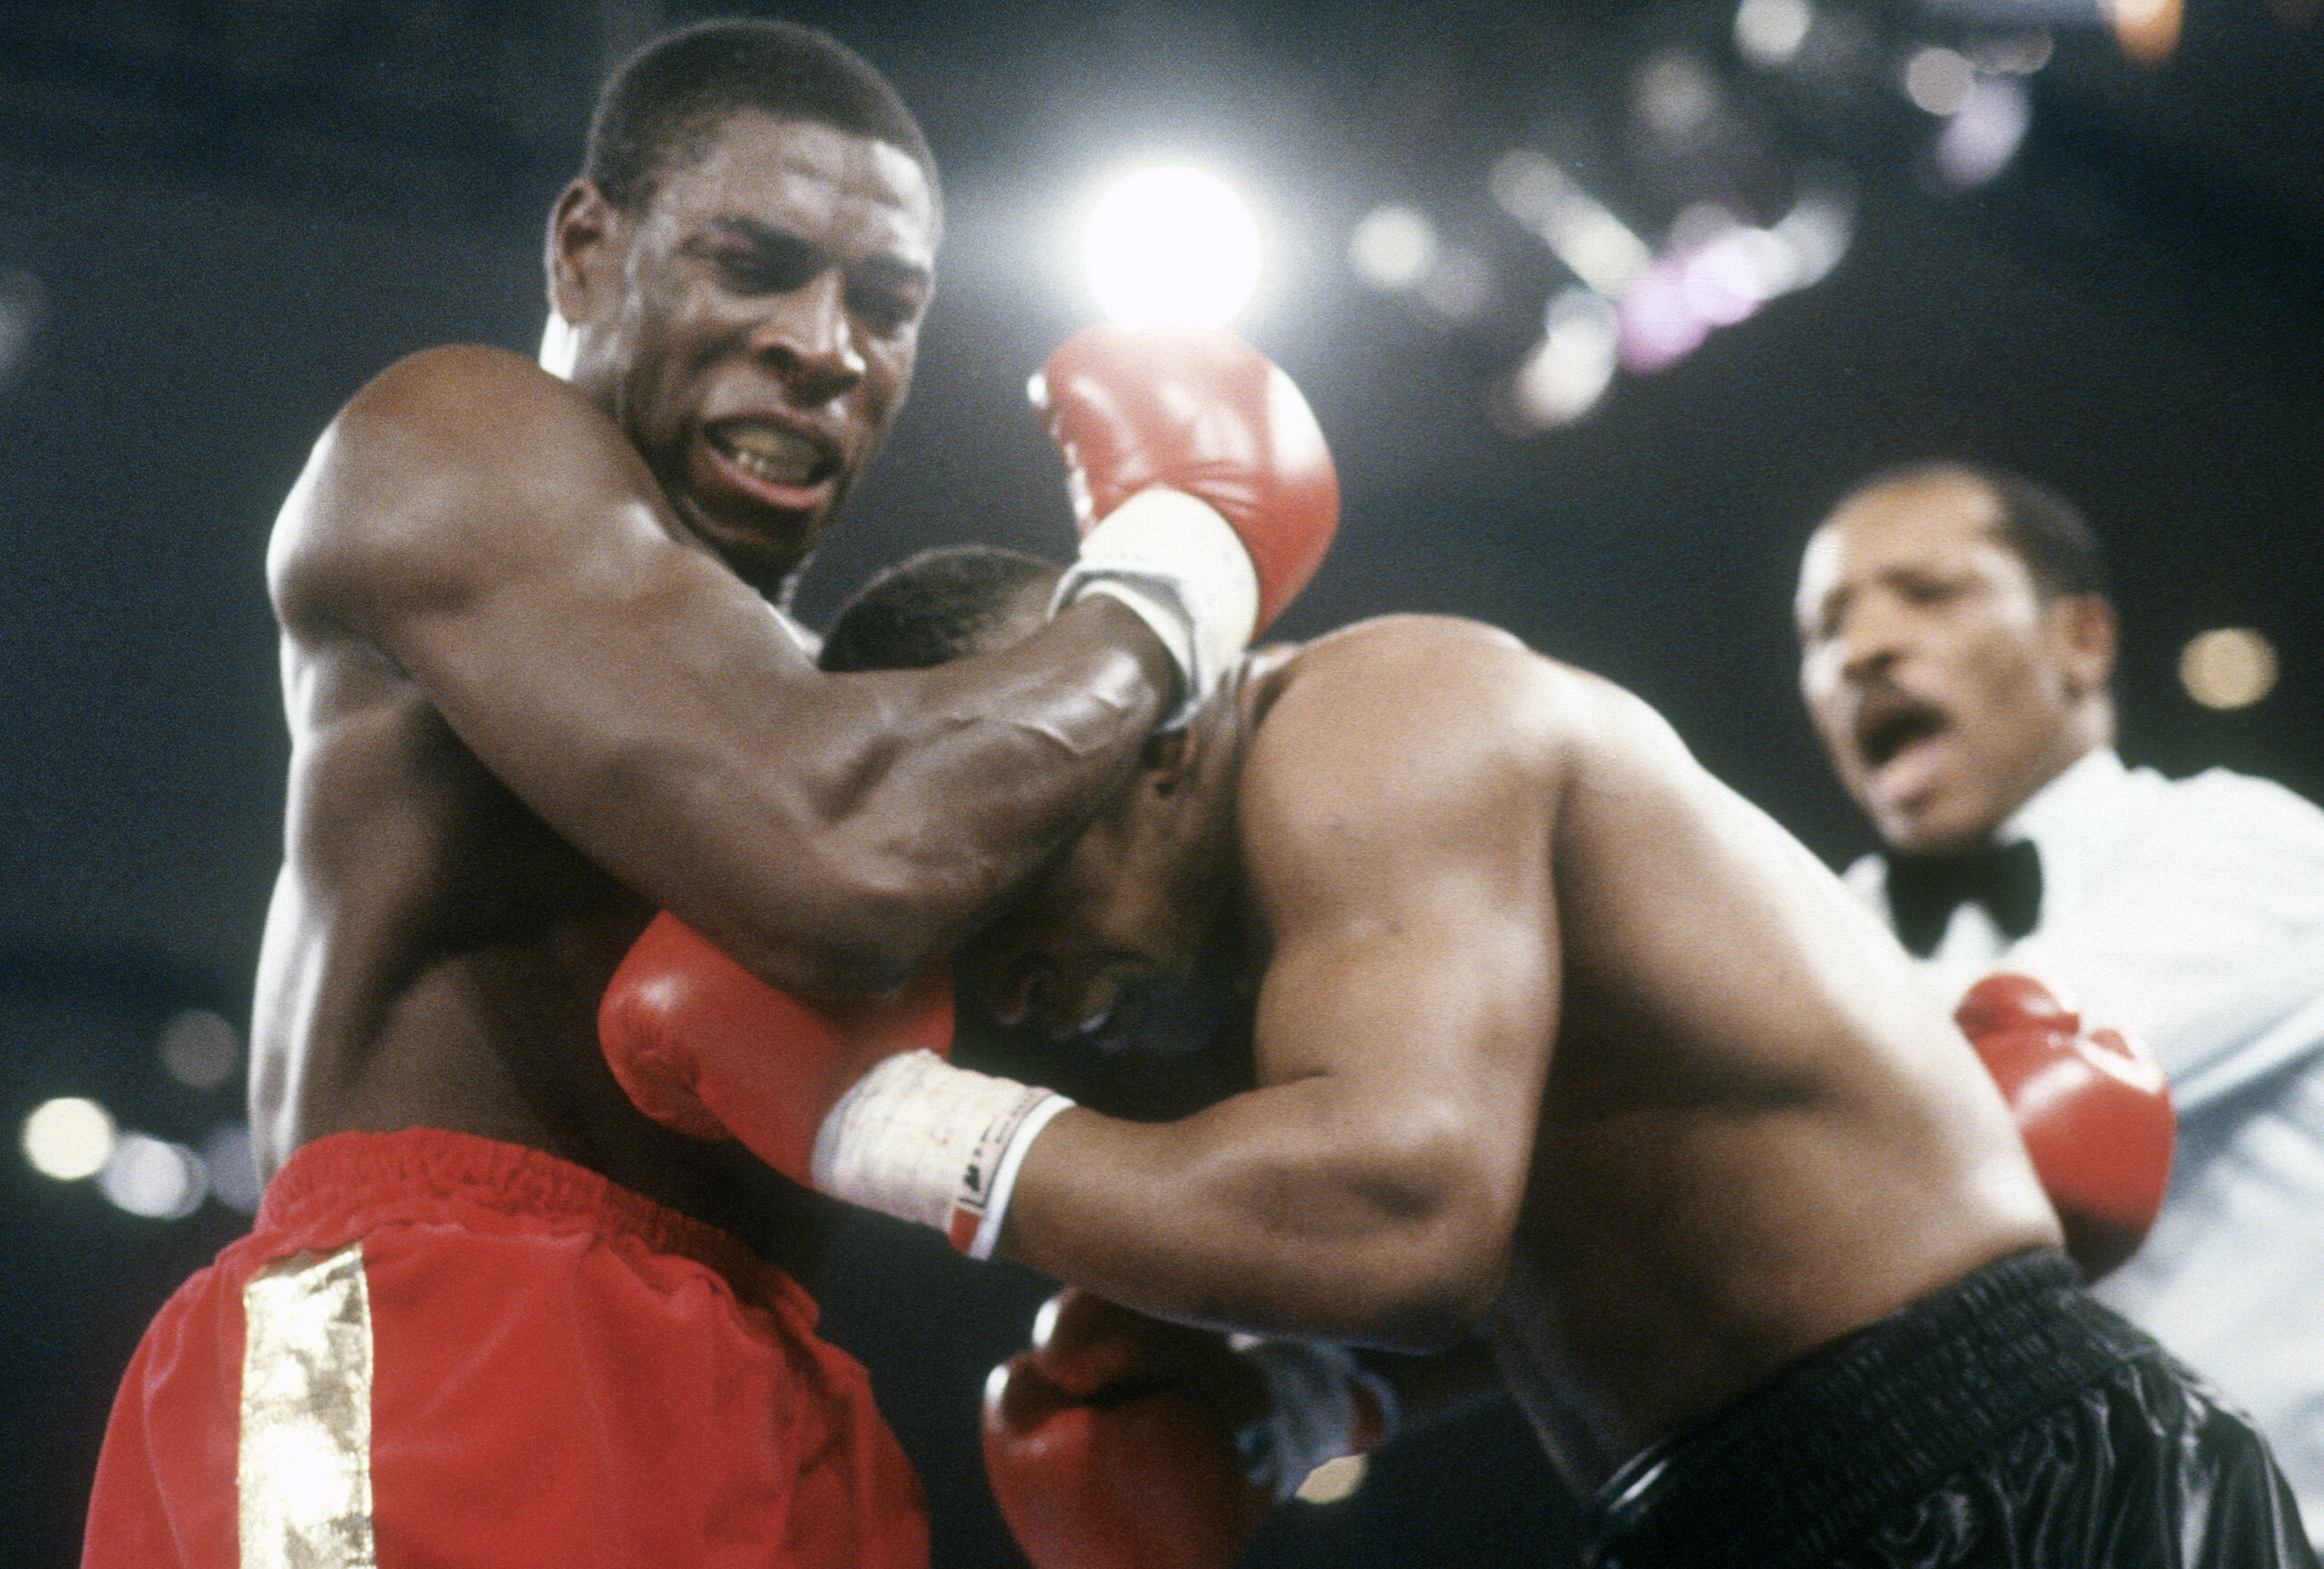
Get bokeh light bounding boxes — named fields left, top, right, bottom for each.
left=23, top=1096, right=116, bottom=1180
left=0, top=268, right=44, bottom=392
left=1734, top=0, right=1815, bottom=67
left=159, top=1007, right=241, bottom=1090
left=1935, top=77, right=2032, bottom=190
left=2109, top=0, right=2184, bottom=64
left=1504, top=287, right=1620, bottom=429
left=1349, top=204, right=1439, bottom=291
left=1416, top=244, right=1494, bottom=323
left=2181, top=627, right=2280, bottom=710
left=1633, top=48, right=1721, bottom=144
left=98, top=1133, right=208, bottom=1219
left=1492, top=149, right=1651, bottom=299
left=1904, top=47, right=1975, bottom=117
left=204, top=1122, right=265, bottom=1213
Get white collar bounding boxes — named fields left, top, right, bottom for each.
left=1998, top=747, right=2135, bottom=908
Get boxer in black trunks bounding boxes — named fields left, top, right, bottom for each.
left=604, top=544, right=2317, bottom=1569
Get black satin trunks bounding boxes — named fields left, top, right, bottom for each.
left=1578, top=1248, right=2318, bottom=1568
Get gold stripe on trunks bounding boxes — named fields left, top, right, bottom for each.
left=239, top=1242, right=379, bottom=1569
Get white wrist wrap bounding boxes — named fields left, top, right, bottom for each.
left=1049, top=488, right=1260, bottom=729
left=1228, top=1337, right=1401, bottom=1503
left=810, top=1050, right=1073, bottom=1259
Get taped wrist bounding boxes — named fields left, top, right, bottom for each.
left=811, top=1050, right=1073, bottom=1259
left=1049, top=488, right=1260, bottom=729
left=1228, top=1337, right=1401, bottom=1503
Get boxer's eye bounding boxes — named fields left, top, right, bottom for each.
left=716, top=241, right=822, bottom=295
left=692, top=223, right=826, bottom=296
left=844, top=272, right=926, bottom=338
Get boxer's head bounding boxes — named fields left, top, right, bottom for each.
left=1795, top=460, right=2116, bottom=854
left=823, top=547, right=1251, bottom=1054
left=546, top=20, right=940, bottom=600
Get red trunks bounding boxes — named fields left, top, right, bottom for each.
left=83, top=1128, right=929, bottom=1569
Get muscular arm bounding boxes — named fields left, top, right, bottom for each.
left=275, top=345, right=1170, bottom=996
left=1001, top=621, right=1561, bottom=1350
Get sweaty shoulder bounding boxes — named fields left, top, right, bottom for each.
left=267, top=344, right=664, bottom=635
left=1256, top=613, right=1643, bottom=764
left=1238, top=616, right=1603, bottom=893
left=1271, top=612, right=1532, bottom=699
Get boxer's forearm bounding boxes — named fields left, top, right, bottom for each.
left=998, top=1088, right=1515, bottom=1353
left=631, top=595, right=1176, bottom=996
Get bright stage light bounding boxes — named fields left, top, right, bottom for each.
left=1084, top=165, right=1263, bottom=328
left=24, top=1095, right=117, bottom=1180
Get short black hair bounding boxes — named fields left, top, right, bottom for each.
left=820, top=545, right=1059, bottom=674
left=582, top=17, right=940, bottom=225
left=1840, top=459, right=2111, bottom=603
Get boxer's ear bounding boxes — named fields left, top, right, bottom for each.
left=546, top=178, right=625, bottom=325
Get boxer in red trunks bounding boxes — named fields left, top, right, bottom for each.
left=81, top=15, right=1338, bottom=1567
left=90, top=1130, right=927, bottom=1569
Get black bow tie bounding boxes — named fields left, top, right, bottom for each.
left=1883, top=839, right=2043, bottom=958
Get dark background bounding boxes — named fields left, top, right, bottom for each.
left=2, top=1, right=2318, bottom=1564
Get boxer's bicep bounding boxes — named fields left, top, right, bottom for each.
left=1238, top=628, right=1561, bottom=1118
left=277, top=349, right=833, bottom=884
left=271, top=345, right=1155, bottom=993
left=1249, top=841, right=1557, bottom=1221
left=1227, top=682, right=1561, bottom=1299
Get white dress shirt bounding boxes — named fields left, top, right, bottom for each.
left=1845, top=745, right=2324, bottom=1542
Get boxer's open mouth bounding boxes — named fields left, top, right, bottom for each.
left=704, top=419, right=835, bottom=488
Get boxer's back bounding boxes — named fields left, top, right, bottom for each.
left=1243, top=620, right=2059, bottom=1484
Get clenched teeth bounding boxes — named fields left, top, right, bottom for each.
left=709, top=421, right=826, bottom=486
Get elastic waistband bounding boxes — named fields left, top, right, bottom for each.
left=1583, top=1248, right=2132, bottom=1569
left=257, top=1128, right=801, bottom=1317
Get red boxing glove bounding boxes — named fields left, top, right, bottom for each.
left=1035, top=323, right=1339, bottom=722
left=1954, top=971, right=2079, bottom=1043
left=1955, top=973, right=2175, bottom=1280
left=981, top=1289, right=1393, bottom=1569
left=597, top=911, right=954, bottom=1186
left=982, top=1289, right=1272, bottom=1569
